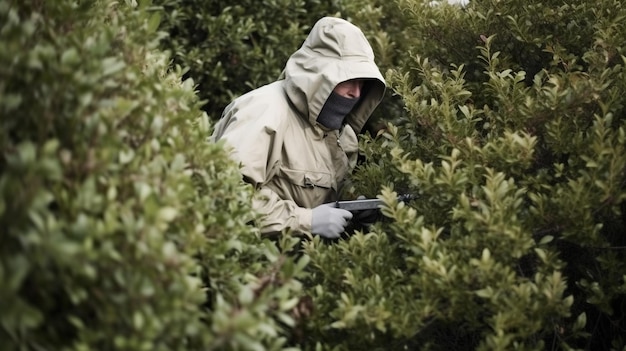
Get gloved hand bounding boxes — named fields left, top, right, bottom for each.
left=311, top=203, right=353, bottom=239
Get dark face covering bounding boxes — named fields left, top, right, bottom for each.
left=316, top=91, right=359, bottom=130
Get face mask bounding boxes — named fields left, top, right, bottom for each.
left=316, top=91, right=359, bottom=130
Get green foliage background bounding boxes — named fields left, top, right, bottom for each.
left=2, top=0, right=625, bottom=350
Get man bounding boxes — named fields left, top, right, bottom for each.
left=211, top=16, right=386, bottom=239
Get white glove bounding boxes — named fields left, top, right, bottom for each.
left=311, top=203, right=353, bottom=239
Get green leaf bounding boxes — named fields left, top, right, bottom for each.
left=148, top=12, right=162, bottom=33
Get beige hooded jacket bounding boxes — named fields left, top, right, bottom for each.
left=211, top=17, right=386, bottom=236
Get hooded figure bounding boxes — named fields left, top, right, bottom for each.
left=211, top=17, right=386, bottom=237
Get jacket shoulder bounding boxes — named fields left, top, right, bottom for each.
left=224, top=82, right=292, bottom=130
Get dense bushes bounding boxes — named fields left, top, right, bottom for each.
left=334, top=0, right=626, bottom=349
left=1, top=1, right=305, bottom=350
left=1, top=2, right=208, bottom=348
left=154, top=0, right=327, bottom=120
left=153, top=0, right=407, bottom=134
left=3, top=0, right=626, bottom=350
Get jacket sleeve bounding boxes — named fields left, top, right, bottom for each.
left=253, top=187, right=312, bottom=237
left=212, top=101, right=313, bottom=237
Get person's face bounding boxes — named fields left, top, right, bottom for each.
left=333, top=79, right=365, bottom=99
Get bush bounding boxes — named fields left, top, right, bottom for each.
left=1, top=1, right=306, bottom=350
left=153, top=0, right=326, bottom=120
left=309, top=0, right=626, bottom=349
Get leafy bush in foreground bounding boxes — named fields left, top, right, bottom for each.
left=1, top=1, right=305, bottom=350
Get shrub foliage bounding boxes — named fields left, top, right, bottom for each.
left=338, top=0, right=626, bottom=350
left=1, top=1, right=305, bottom=350
left=3, top=0, right=626, bottom=350
left=153, top=0, right=326, bottom=119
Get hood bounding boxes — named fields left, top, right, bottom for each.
left=279, top=17, right=386, bottom=134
